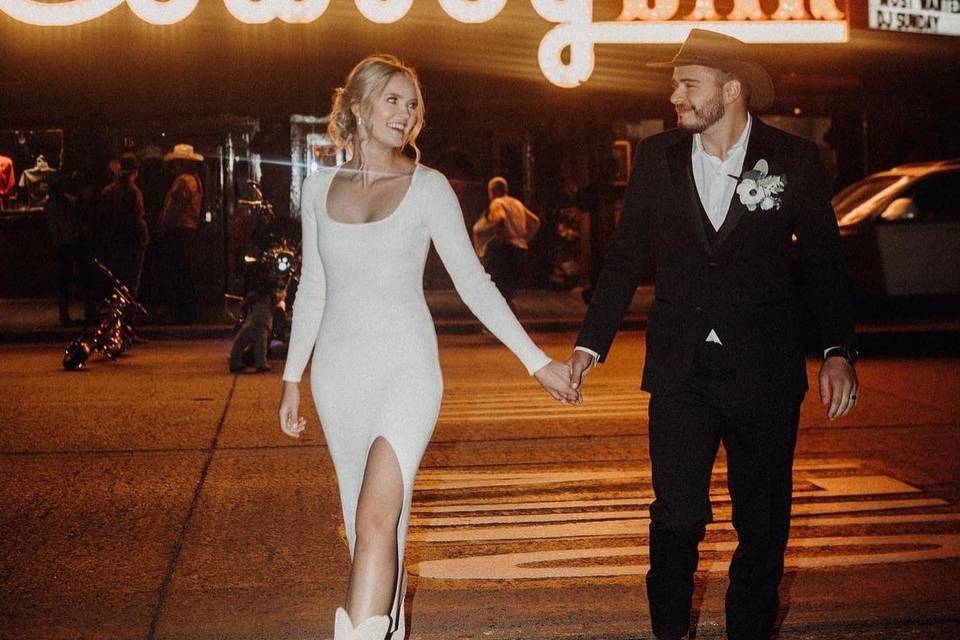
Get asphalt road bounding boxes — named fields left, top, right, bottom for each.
left=1, top=331, right=959, bottom=640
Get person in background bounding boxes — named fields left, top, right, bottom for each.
left=98, top=153, right=149, bottom=299
left=43, top=174, right=89, bottom=325
left=159, top=144, right=204, bottom=323
left=89, top=152, right=150, bottom=338
left=472, top=176, right=540, bottom=311
left=228, top=281, right=279, bottom=374
left=134, top=145, right=168, bottom=305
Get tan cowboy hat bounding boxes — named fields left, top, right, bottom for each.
left=648, top=29, right=775, bottom=111
left=163, top=143, right=204, bottom=163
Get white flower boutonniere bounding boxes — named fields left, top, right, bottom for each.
left=733, top=159, right=787, bottom=212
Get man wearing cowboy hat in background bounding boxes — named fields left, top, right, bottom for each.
left=160, top=143, right=204, bottom=323
left=566, top=29, right=859, bottom=639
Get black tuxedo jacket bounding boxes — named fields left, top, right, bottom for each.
left=577, top=118, right=855, bottom=396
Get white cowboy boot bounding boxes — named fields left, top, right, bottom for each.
left=390, top=611, right=404, bottom=640
left=334, top=607, right=391, bottom=640
left=389, top=571, right=407, bottom=639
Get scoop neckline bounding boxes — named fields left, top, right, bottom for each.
left=323, top=163, right=419, bottom=227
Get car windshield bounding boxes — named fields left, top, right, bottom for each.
left=832, top=176, right=905, bottom=225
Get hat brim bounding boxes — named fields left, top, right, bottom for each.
left=163, top=151, right=204, bottom=163
left=646, top=56, right=774, bottom=111
left=137, top=146, right=164, bottom=161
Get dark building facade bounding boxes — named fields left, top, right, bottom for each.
left=2, top=0, right=958, bottom=298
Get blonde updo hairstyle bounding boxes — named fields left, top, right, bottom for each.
left=328, top=54, right=425, bottom=166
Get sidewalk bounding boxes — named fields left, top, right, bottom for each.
left=0, top=287, right=654, bottom=343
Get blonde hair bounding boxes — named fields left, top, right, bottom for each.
left=328, top=54, right=425, bottom=165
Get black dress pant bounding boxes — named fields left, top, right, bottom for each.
left=646, top=342, right=801, bottom=640
left=165, top=228, right=199, bottom=323
left=484, top=243, right=526, bottom=303
left=54, top=243, right=91, bottom=320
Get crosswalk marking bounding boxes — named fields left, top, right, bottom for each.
left=409, top=509, right=960, bottom=544
left=412, top=469, right=923, bottom=497
left=415, top=531, right=960, bottom=579
left=407, top=459, right=960, bottom=579
left=438, top=384, right=649, bottom=421
left=409, top=498, right=948, bottom=527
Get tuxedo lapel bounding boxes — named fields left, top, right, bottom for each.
left=714, top=119, right=775, bottom=247
left=667, top=133, right=712, bottom=253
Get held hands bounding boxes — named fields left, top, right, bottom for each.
left=532, top=350, right=596, bottom=405
left=819, top=357, right=859, bottom=420
left=567, top=349, right=596, bottom=394
left=534, top=360, right=581, bottom=404
left=278, top=380, right=307, bottom=438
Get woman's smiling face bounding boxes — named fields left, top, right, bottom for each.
left=360, top=72, right=421, bottom=152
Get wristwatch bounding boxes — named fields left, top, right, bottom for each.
left=824, top=345, right=859, bottom=365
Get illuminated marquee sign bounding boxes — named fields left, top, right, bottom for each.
left=2, top=0, right=849, bottom=87
left=869, top=0, right=960, bottom=35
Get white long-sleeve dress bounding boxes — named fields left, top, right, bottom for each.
left=282, top=163, right=550, bottom=633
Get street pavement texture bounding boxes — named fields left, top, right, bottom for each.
left=0, top=288, right=652, bottom=343
left=2, top=332, right=960, bottom=640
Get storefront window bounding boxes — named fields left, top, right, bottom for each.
left=0, top=129, right=64, bottom=212
left=290, top=114, right=344, bottom=218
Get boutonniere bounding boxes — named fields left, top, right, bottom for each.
left=731, top=159, right=787, bottom=212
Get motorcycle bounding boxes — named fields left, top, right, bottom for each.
left=226, top=181, right=300, bottom=366
left=62, top=258, right=147, bottom=370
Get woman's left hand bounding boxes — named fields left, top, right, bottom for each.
left=279, top=380, right=307, bottom=438
left=534, top=360, right=581, bottom=405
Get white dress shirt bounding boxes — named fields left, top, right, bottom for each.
left=693, top=115, right=752, bottom=232
left=693, top=115, right=752, bottom=345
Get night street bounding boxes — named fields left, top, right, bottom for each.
left=2, top=330, right=959, bottom=639
left=4, top=1, right=960, bottom=638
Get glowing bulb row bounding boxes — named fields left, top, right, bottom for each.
left=0, top=0, right=509, bottom=25
left=619, top=0, right=843, bottom=21
left=3, top=0, right=843, bottom=25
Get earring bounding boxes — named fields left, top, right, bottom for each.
left=357, top=116, right=363, bottom=126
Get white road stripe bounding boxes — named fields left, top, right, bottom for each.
left=409, top=511, right=960, bottom=543
left=406, top=460, right=960, bottom=578
left=438, top=386, right=648, bottom=421
left=414, top=471, right=919, bottom=495
left=414, top=531, right=960, bottom=579
left=409, top=498, right=948, bottom=527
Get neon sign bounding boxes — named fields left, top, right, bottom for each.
left=2, top=0, right=848, bottom=87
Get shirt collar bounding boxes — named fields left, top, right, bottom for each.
left=692, top=113, right=753, bottom=161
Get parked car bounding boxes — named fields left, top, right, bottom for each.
left=832, top=159, right=960, bottom=297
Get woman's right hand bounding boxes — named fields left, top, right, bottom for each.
left=533, top=359, right=581, bottom=405
left=278, top=380, right=306, bottom=438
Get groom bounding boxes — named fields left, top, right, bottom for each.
left=567, top=30, right=859, bottom=640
